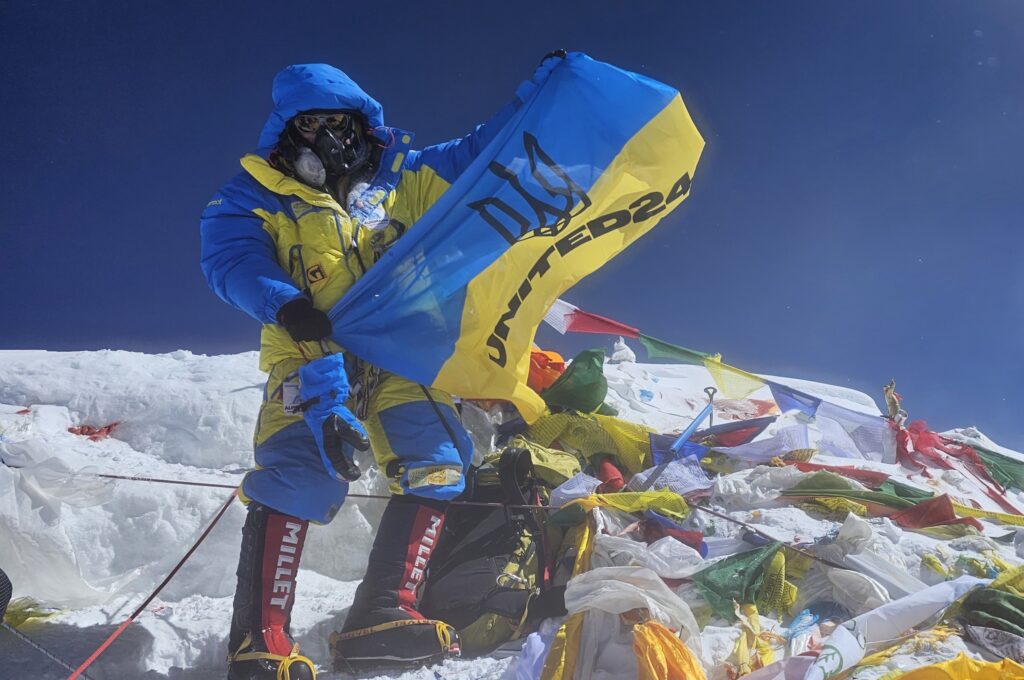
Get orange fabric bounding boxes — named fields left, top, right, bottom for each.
left=595, top=457, right=625, bottom=493
left=529, top=350, right=566, bottom=393
left=68, top=422, right=119, bottom=441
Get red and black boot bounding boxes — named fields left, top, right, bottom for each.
left=227, top=503, right=316, bottom=680
left=331, top=495, right=460, bottom=672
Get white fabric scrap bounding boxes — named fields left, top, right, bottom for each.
left=711, top=465, right=809, bottom=510
left=590, top=533, right=706, bottom=579
left=542, top=298, right=579, bottom=335
left=816, top=513, right=928, bottom=598
left=802, top=575, right=987, bottom=680
left=743, top=655, right=815, bottom=680
left=815, top=401, right=897, bottom=463
left=703, top=535, right=757, bottom=559
left=502, top=617, right=563, bottom=680
left=826, top=569, right=891, bottom=614
left=565, top=566, right=703, bottom=680
left=565, top=566, right=699, bottom=638
left=549, top=472, right=602, bottom=507
left=627, top=457, right=713, bottom=496
left=713, top=424, right=812, bottom=464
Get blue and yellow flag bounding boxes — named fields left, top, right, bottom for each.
left=328, top=52, right=704, bottom=422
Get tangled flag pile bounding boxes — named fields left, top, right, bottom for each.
left=328, top=52, right=705, bottom=422
left=493, top=354, right=1024, bottom=677
left=480, top=302, right=1024, bottom=679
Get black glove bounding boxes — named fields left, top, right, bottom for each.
left=539, top=49, right=567, bottom=66
left=321, top=413, right=366, bottom=481
left=276, top=297, right=332, bottom=342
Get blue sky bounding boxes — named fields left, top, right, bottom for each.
left=1, top=1, right=1021, bottom=449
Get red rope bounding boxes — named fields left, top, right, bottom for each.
left=66, top=489, right=238, bottom=680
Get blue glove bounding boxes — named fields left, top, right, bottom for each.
left=298, top=354, right=369, bottom=482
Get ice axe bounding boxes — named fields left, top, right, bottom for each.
left=704, top=386, right=717, bottom=428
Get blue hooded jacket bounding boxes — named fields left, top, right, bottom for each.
left=199, top=61, right=534, bottom=372
left=255, top=63, right=386, bottom=156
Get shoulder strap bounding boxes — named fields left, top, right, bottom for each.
left=498, top=446, right=535, bottom=507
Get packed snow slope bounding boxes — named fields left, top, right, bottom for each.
left=0, top=349, right=1020, bottom=679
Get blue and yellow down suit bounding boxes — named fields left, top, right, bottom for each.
left=200, top=64, right=525, bottom=524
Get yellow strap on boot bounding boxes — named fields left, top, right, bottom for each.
left=331, top=618, right=459, bottom=656
left=229, top=633, right=317, bottom=680
left=434, top=620, right=454, bottom=653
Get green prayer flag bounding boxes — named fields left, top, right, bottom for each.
left=974, top=445, right=1024, bottom=493
left=962, top=588, right=1024, bottom=638
left=691, top=543, right=782, bottom=620
left=879, top=479, right=935, bottom=502
left=542, top=349, right=608, bottom=414
left=785, top=472, right=918, bottom=509
left=637, top=334, right=714, bottom=365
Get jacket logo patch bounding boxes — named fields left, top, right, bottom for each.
left=407, top=466, right=463, bottom=488
left=291, top=201, right=315, bottom=219
left=306, top=264, right=326, bottom=283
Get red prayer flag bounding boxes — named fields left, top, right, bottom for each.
left=889, top=494, right=984, bottom=531
left=565, top=309, right=641, bottom=338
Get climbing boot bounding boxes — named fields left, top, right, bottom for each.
left=331, top=495, right=460, bottom=672
left=227, top=503, right=316, bottom=680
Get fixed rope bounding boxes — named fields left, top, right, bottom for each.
left=91, top=471, right=849, bottom=572
left=690, top=503, right=850, bottom=572
left=3, top=463, right=862, bottom=677
left=65, top=489, right=238, bottom=680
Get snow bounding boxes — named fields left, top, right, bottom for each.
left=0, top=350, right=395, bottom=678
left=1, top=348, right=1022, bottom=678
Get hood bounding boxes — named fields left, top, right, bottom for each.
left=256, top=63, right=385, bottom=156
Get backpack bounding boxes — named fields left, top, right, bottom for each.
left=419, top=444, right=575, bottom=654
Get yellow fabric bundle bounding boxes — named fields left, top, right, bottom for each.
left=783, top=548, right=813, bottom=582
left=527, top=412, right=616, bottom=458
left=952, top=501, right=1024, bottom=527
left=567, top=489, right=689, bottom=522
left=525, top=411, right=654, bottom=474
left=3, top=598, right=60, bottom=629
left=634, top=621, right=706, bottom=680
left=958, top=556, right=991, bottom=578
left=755, top=550, right=799, bottom=616
left=594, top=414, right=656, bottom=473
left=921, top=554, right=951, bottom=578
left=990, top=563, right=1024, bottom=596
left=799, top=496, right=868, bottom=518
left=895, top=652, right=1024, bottom=679
left=731, top=603, right=780, bottom=675
left=854, top=627, right=958, bottom=675
left=984, top=549, right=1014, bottom=574
left=539, top=613, right=585, bottom=680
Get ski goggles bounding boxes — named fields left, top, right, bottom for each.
left=292, top=112, right=356, bottom=135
